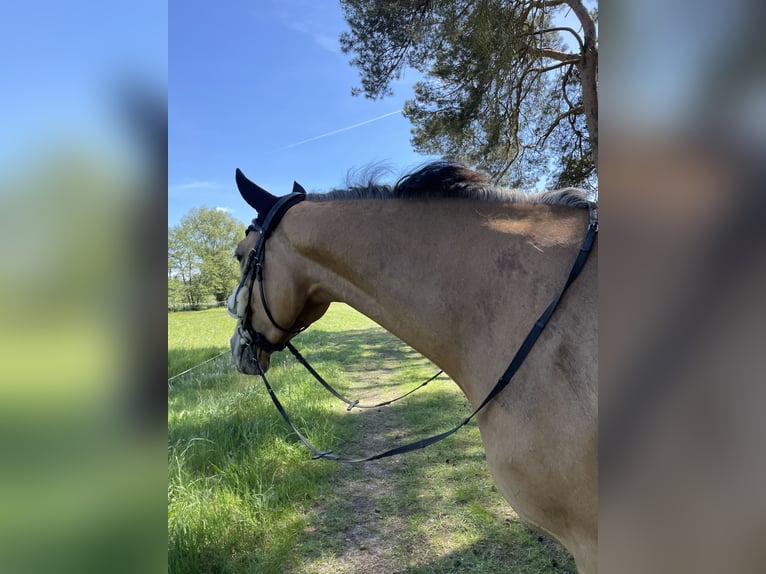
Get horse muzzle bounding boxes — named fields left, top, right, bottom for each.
left=230, top=326, right=271, bottom=375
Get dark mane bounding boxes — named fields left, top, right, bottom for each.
left=306, top=161, right=591, bottom=208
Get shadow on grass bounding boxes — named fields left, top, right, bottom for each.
left=400, top=529, right=576, bottom=574
left=289, top=327, right=441, bottom=394
left=289, top=391, right=575, bottom=573
left=168, top=328, right=575, bottom=573
left=293, top=327, right=424, bottom=365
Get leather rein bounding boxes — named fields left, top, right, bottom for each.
left=232, top=194, right=598, bottom=463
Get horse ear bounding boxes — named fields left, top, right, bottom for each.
left=292, top=181, right=306, bottom=195
left=235, top=168, right=277, bottom=215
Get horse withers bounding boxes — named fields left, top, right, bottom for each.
left=228, top=162, right=598, bottom=573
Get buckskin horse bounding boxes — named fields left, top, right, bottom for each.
left=228, top=162, right=598, bottom=573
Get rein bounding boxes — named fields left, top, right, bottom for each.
left=234, top=196, right=598, bottom=463
left=286, top=342, right=443, bottom=411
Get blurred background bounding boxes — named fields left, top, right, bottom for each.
left=600, top=0, right=766, bottom=571
left=0, top=0, right=764, bottom=572
left=0, top=1, right=166, bottom=573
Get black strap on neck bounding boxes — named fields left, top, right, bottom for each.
left=259, top=192, right=306, bottom=240
left=256, top=204, right=598, bottom=463
left=253, top=192, right=306, bottom=335
left=235, top=191, right=307, bottom=345
left=235, top=192, right=305, bottom=311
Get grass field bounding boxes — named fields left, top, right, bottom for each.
left=168, top=304, right=574, bottom=573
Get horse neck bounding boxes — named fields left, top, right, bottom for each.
left=282, top=199, right=589, bottom=399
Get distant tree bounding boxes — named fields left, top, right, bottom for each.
left=340, top=0, right=598, bottom=190
left=167, top=275, right=187, bottom=310
left=168, top=220, right=207, bottom=309
left=168, top=207, right=242, bottom=309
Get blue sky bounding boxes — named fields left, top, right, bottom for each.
left=169, top=0, right=437, bottom=227
left=0, top=0, right=167, bottom=177
left=0, top=0, right=595, bottom=230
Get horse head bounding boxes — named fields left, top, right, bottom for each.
left=228, top=169, right=327, bottom=375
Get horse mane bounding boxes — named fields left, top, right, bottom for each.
left=306, top=161, right=591, bottom=208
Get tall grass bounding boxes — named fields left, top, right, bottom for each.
left=168, top=304, right=574, bottom=573
left=168, top=307, right=356, bottom=572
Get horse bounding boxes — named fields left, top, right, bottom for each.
left=228, top=161, right=598, bottom=573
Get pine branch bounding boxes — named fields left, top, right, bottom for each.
left=538, top=47, right=580, bottom=63
left=526, top=27, right=584, bottom=52
left=537, top=106, right=582, bottom=147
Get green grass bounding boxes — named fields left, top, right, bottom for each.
left=168, top=304, right=574, bottom=573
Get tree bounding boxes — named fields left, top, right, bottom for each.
left=168, top=207, right=242, bottom=309
left=340, top=0, right=598, bottom=190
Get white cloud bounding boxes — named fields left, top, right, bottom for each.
left=215, top=206, right=231, bottom=213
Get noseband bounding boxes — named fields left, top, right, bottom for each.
left=229, top=191, right=306, bottom=354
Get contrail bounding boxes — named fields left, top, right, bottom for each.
left=277, top=109, right=402, bottom=151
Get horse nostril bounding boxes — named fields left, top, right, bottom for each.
left=238, top=325, right=252, bottom=344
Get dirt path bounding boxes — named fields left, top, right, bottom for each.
left=285, top=339, right=575, bottom=574
left=292, top=367, right=417, bottom=574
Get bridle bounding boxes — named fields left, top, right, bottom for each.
left=230, top=193, right=598, bottom=463
left=228, top=191, right=307, bottom=354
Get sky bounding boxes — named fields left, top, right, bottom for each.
left=0, top=0, right=595, bottom=230
left=0, top=0, right=167, bottom=177
left=169, top=0, right=438, bottom=227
